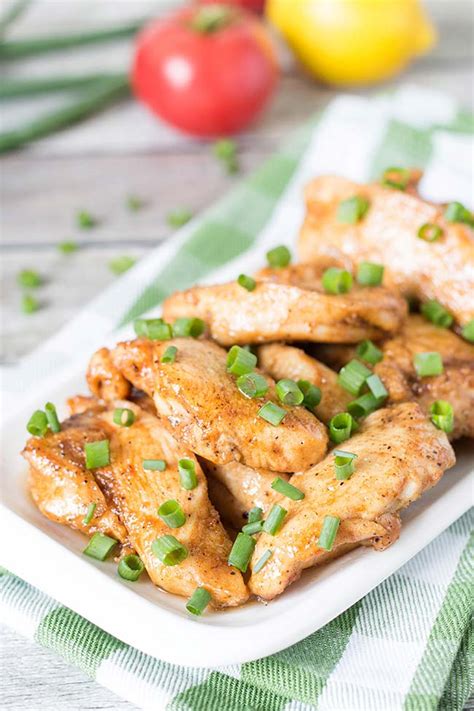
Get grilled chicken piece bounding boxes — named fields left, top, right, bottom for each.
left=299, top=174, right=474, bottom=326
left=23, top=409, right=128, bottom=544
left=257, top=343, right=352, bottom=424
left=204, top=460, right=288, bottom=529
left=162, top=263, right=407, bottom=345
left=107, top=337, right=328, bottom=472
left=87, top=347, right=131, bottom=401
left=249, top=402, right=455, bottom=600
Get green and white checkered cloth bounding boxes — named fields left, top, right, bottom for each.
left=2, top=85, right=473, bottom=710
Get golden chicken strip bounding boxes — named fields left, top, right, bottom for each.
left=257, top=343, right=352, bottom=424
left=249, top=402, right=455, bottom=600
left=162, top=263, right=407, bottom=345
left=107, top=337, right=328, bottom=472
left=299, top=174, right=474, bottom=326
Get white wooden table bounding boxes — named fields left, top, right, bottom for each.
left=1, top=1, right=473, bottom=709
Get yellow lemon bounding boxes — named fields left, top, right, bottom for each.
left=266, top=0, right=437, bottom=85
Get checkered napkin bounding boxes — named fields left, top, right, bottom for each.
left=1, top=85, right=473, bottom=710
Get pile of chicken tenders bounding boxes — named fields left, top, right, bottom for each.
left=23, top=169, right=474, bottom=614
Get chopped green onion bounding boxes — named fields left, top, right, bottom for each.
left=83, top=503, right=96, bottom=526
left=161, top=345, right=178, bottom=363
left=118, top=554, right=144, bottom=581
left=109, top=255, right=136, bottom=275
left=338, top=359, right=371, bottom=395
left=151, top=535, right=188, bottom=566
left=247, top=506, right=263, bottom=524
left=76, top=210, right=97, bottom=229
left=17, top=269, right=42, bottom=288
left=381, top=167, right=411, bottom=190
left=461, top=320, right=474, bottom=343
left=242, top=520, right=264, bottom=535
left=237, top=372, right=269, bottom=399
left=276, top=379, right=304, bottom=406
left=258, top=401, right=287, bottom=426
left=22, top=293, right=40, bottom=314
left=83, top=532, right=117, bottom=561
left=226, top=345, right=257, bottom=375
left=347, top=393, right=380, bottom=418
left=158, top=499, right=186, bottom=528
left=143, top=459, right=166, bottom=471
left=414, top=352, right=443, bottom=377
left=213, top=138, right=238, bottom=174
left=172, top=317, right=205, bottom=338
left=134, top=318, right=172, bottom=341
left=266, top=245, right=291, bottom=268
left=271, top=477, right=305, bottom=501
left=126, top=195, right=145, bottom=212
left=417, top=223, right=443, bottom=242
left=430, top=400, right=454, bottom=434
left=334, top=450, right=357, bottom=480
left=186, top=587, right=212, bottom=616
left=337, top=195, right=370, bottom=223
left=228, top=532, right=256, bottom=573
left=26, top=409, right=48, bottom=437
left=295, top=382, right=321, bottom=413
left=420, top=300, right=453, bottom=328
left=263, top=504, right=287, bottom=535
left=356, top=262, right=384, bottom=286
left=356, top=340, right=383, bottom=365
left=167, top=208, right=193, bottom=228
left=444, top=201, right=474, bottom=226
left=85, top=439, right=110, bottom=469
left=44, top=402, right=61, bottom=433
left=366, top=374, right=388, bottom=401
left=329, top=413, right=355, bottom=443
left=113, top=407, right=135, bottom=427
left=318, top=515, right=340, bottom=551
left=237, top=274, right=256, bottom=292
left=321, top=267, right=353, bottom=295
left=178, top=458, right=198, bottom=490
left=58, top=240, right=78, bottom=254
left=253, top=549, right=272, bottom=574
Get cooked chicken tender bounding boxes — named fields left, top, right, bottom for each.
left=299, top=174, right=474, bottom=326
left=107, top=337, right=328, bottom=472
left=162, top=263, right=407, bottom=345
left=249, top=402, right=455, bottom=600
left=87, top=347, right=131, bottom=401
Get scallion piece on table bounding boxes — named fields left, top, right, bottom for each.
left=318, top=516, right=340, bottom=551
left=213, top=139, right=238, bottom=174
left=356, top=339, right=383, bottom=365
left=113, top=407, right=135, bottom=427
left=321, top=267, right=353, bottom=295
left=22, top=293, right=40, bottom=314
left=242, top=520, right=264, bottom=535
left=276, top=379, right=304, bottom=406
left=178, top=458, right=198, bottom=490
left=337, top=195, right=369, bottom=224
left=172, top=317, right=205, bottom=338
left=417, top=223, right=442, bottom=242
left=85, top=439, right=110, bottom=469
left=26, top=409, right=48, bottom=437
left=152, top=535, right=188, bottom=566
left=258, top=401, right=287, bottom=426
left=414, top=352, right=443, bottom=377
left=76, top=210, right=97, bottom=229
left=329, top=413, right=355, bottom=443
left=338, top=359, right=371, bottom=395
left=266, top=245, right=291, bottom=268
left=271, top=477, right=305, bottom=501
left=356, top=262, right=384, bottom=286
left=143, top=459, right=166, bottom=471
left=126, top=195, right=144, bottom=212
left=347, top=393, right=380, bottom=418
left=420, top=300, right=453, bottom=328
left=253, top=549, right=273, bottom=574
left=430, top=400, right=454, bottom=434
left=109, top=255, right=136, bottom=275
left=366, top=374, right=388, bottom=401
left=462, top=319, right=474, bottom=342
left=17, top=269, right=42, bottom=288
left=44, top=402, right=61, bottom=432
left=186, top=587, right=212, bottom=616
left=161, top=345, right=178, bottom=363
left=83, top=532, right=117, bottom=561
left=118, top=554, right=144, bottom=581
left=247, top=507, right=263, bottom=524
left=226, top=345, right=257, bottom=375
left=58, top=240, right=78, bottom=254
left=444, top=201, right=474, bottom=226
left=263, top=504, right=287, bottom=536
left=228, top=532, right=256, bottom=573
left=166, top=208, right=193, bottom=228
left=236, top=372, right=268, bottom=399
left=297, top=380, right=322, bottom=411
left=333, top=450, right=357, bottom=480
left=381, top=167, right=411, bottom=190
left=134, top=318, right=172, bottom=341
left=83, top=503, right=96, bottom=526
left=237, top=274, right=256, bottom=292
left=158, top=499, right=186, bottom=528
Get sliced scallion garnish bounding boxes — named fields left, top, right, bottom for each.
left=76, top=210, right=97, bottom=229
left=26, top=409, right=48, bottom=437
left=113, top=407, right=135, bottom=427
left=333, top=450, right=357, bottom=480
left=297, top=380, right=322, bottom=411
left=258, top=401, right=287, bottom=426
left=417, top=223, right=442, bottom=242
left=228, top=532, right=256, bottom=573
left=347, top=392, right=380, bottom=418
left=83, top=503, right=96, bottom=526
left=356, top=340, right=383, bottom=365
left=414, top=352, right=443, bottom=377
left=420, top=300, right=453, bottom=328
left=178, top=458, right=198, bottom=490
left=22, top=293, right=40, bottom=314
left=336, top=195, right=369, bottom=224
left=17, top=269, right=42, bottom=288
left=226, top=345, right=257, bottom=376
left=266, top=245, right=291, bottom=268
left=118, top=554, right=144, bottom=581
left=242, top=520, right=264, bottom=535
left=318, top=515, right=340, bottom=551
left=461, top=319, right=474, bottom=342
left=83, top=532, right=117, bottom=561
left=329, top=413, right=355, bottom=443
left=186, top=587, right=212, bottom=616
left=172, top=317, right=205, bottom=338
left=253, top=549, right=272, bottom=574
left=430, top=400, right=454, bottom=434
left=381, top=167, right=410, bottom=190
left=366, top=374, right=388, bottom=401
left=134, top=318, right=172, bottom=341
left=143, top=459, right=166, bottom=471
left=237, top=274, right=256, bottom=292
left=236, top=372, right=268, bottom=399
left=158, top=499, right=186, bottom=528
left=338, top=359, right=371, bottom=395
left=262, top=504, right=287, bottom=535
left=44, top=402, right=61, bottom=433
left=271, top=477, right=304, bottom=501
left=321, top=267, right=353, bottom=295
left=152, top=535, right=188, bottom=566
left=109, top=255, right=136, bottom=275
left=247, top=506, right=263, bottom=524
left=84, top=439, right=110, bottom=469
left=276, top=379, right=304, bottom=406
left=161, top=345, right=178, bottom=363
left=356, top=262, right=384, bottom=286
left=444, top=201, right=474, bottom=226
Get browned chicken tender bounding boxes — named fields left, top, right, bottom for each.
left=87, top=347, right=131, bottom=401
left=249, top=402, right=455, bottom=600
left=299, top=174, right=474, bottom=326
left=108, top=337, right=328, bottom=472
left=162, top=263, right=407, bottom=345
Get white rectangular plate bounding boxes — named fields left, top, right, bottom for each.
left=1, top=247, right=473, bottom=669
